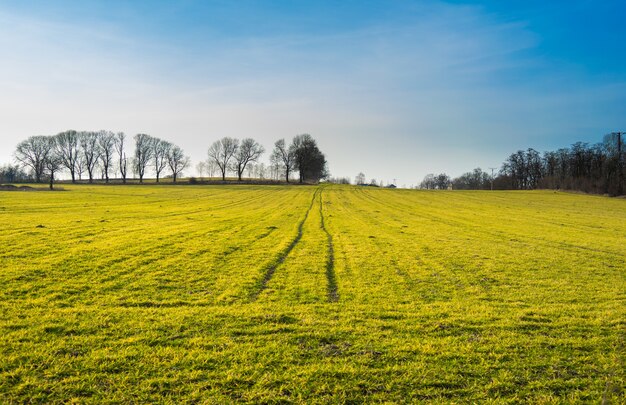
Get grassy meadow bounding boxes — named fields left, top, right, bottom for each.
left=0, top=184, right=624, bottom=403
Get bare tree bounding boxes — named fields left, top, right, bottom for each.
left=134, top=133, right=153, bottom=183
left=207, top=160, right=219, bottom=177
left=167, top=145, right=190, bottom=182
left=152, top=138, right=170, bottom=182
left=269, top=154, right=281, bottom=180
left=79, top=132, right=101, bottom=183
left=75, top=154, right=86, bottom=181
left=272, top=139, right=295, bottom=182
left=207, top=159, right=218, bottom=178
left=44, top=137, right=63, bottom=190
left=246, top=162, right=256, bottom=179
left=355, top=172, right=366, bottom=185
left=208, top=137, right=239, bottom=181
left=257, top=162, right=266, bottom=179
left=14, top=136, right=50, bottom=182
left=420, top=174, right=436, bottom=189
left=99, top=163, right=106, bottom=180
left=55, top=130, right=80, bottom=183
left=97, top=130, right=116, bottom=183
left=196, top=161, right=206, bottom=178
left=234, top=138, right=264, bottom=181
left=114, top=132, right=128, bottom=183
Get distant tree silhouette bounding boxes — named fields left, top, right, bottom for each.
left=434, top=173, right=451, bottom=190
left=44, top=137, right=63, bottom=190
left=55, top=130, right=80, bottom=183
left=234, top=138, right=264, bottom=181
left=80, top=132, right=101, bottom=183
left=208, top=137, right=239, bottom=181
left=441, top=132, right=625, bottom=195
left=290, top=134, right=327, bottom=183
left=0, top=164, right=32, bottom=183
left=272, top=139, right=295, bottom=182
left=355, top=172, right=366, bottom=185
left=452, top=168, right=491, bottom=190
left=133, top=133, right=153, bottom=183
left=114, top=132, right=128, bottom=183
left=152, top=138, right=170, bottom=183
left=14, top=136, right=50, bottom=183
left=167, top=145, right=190, bottom=182
left=97, top=131, right=116, bottom=183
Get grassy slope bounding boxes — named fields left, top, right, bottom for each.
left=0, top=185, right=624, bottom=403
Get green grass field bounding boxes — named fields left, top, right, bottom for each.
left=1, top=185, right=624, bottom=403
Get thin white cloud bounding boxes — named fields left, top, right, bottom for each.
left=0, top=2, right=624, bottom=185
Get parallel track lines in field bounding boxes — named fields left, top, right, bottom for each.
left=249, top=187, right=340, bottom=303
left=319, top=188, right=338, bottom=302
left=248, top=189, right=320, bottom=302
left=328, top=189, right=414, bottom=300
left=112, top=192, right=313, bottom=302
left=3, top=189, right=315, bottom=306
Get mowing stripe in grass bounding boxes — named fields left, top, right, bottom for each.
left=319, top=188, right=339, bottom=302
left=248, top=188, right=319, bottom=302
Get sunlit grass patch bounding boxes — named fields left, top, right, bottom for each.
left=1, top=185, right=624, bottom=402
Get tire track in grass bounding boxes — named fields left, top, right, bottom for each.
left=331, top=188, right=414, bottom=302
left=248, top=188, right=319, bottom=302
left=319, top=188, right=339, bottom=302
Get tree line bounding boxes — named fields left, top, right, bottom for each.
left=418, top=132, right=625, bottom=196
left=8, top=131, right=328, bottom=188
left=203, top=134, right=327, bottom=183
left=12, top=131, right=190, bottom=189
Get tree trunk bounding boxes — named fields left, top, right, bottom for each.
left=49, top=172, right=54, bottom=190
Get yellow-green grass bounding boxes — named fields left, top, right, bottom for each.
left=0, top=185, right=624, bottom=403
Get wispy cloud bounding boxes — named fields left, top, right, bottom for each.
left=0, top=1, right=624, bottom=184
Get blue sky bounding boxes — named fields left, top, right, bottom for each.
left=1, top=0, right=625, bottom=185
